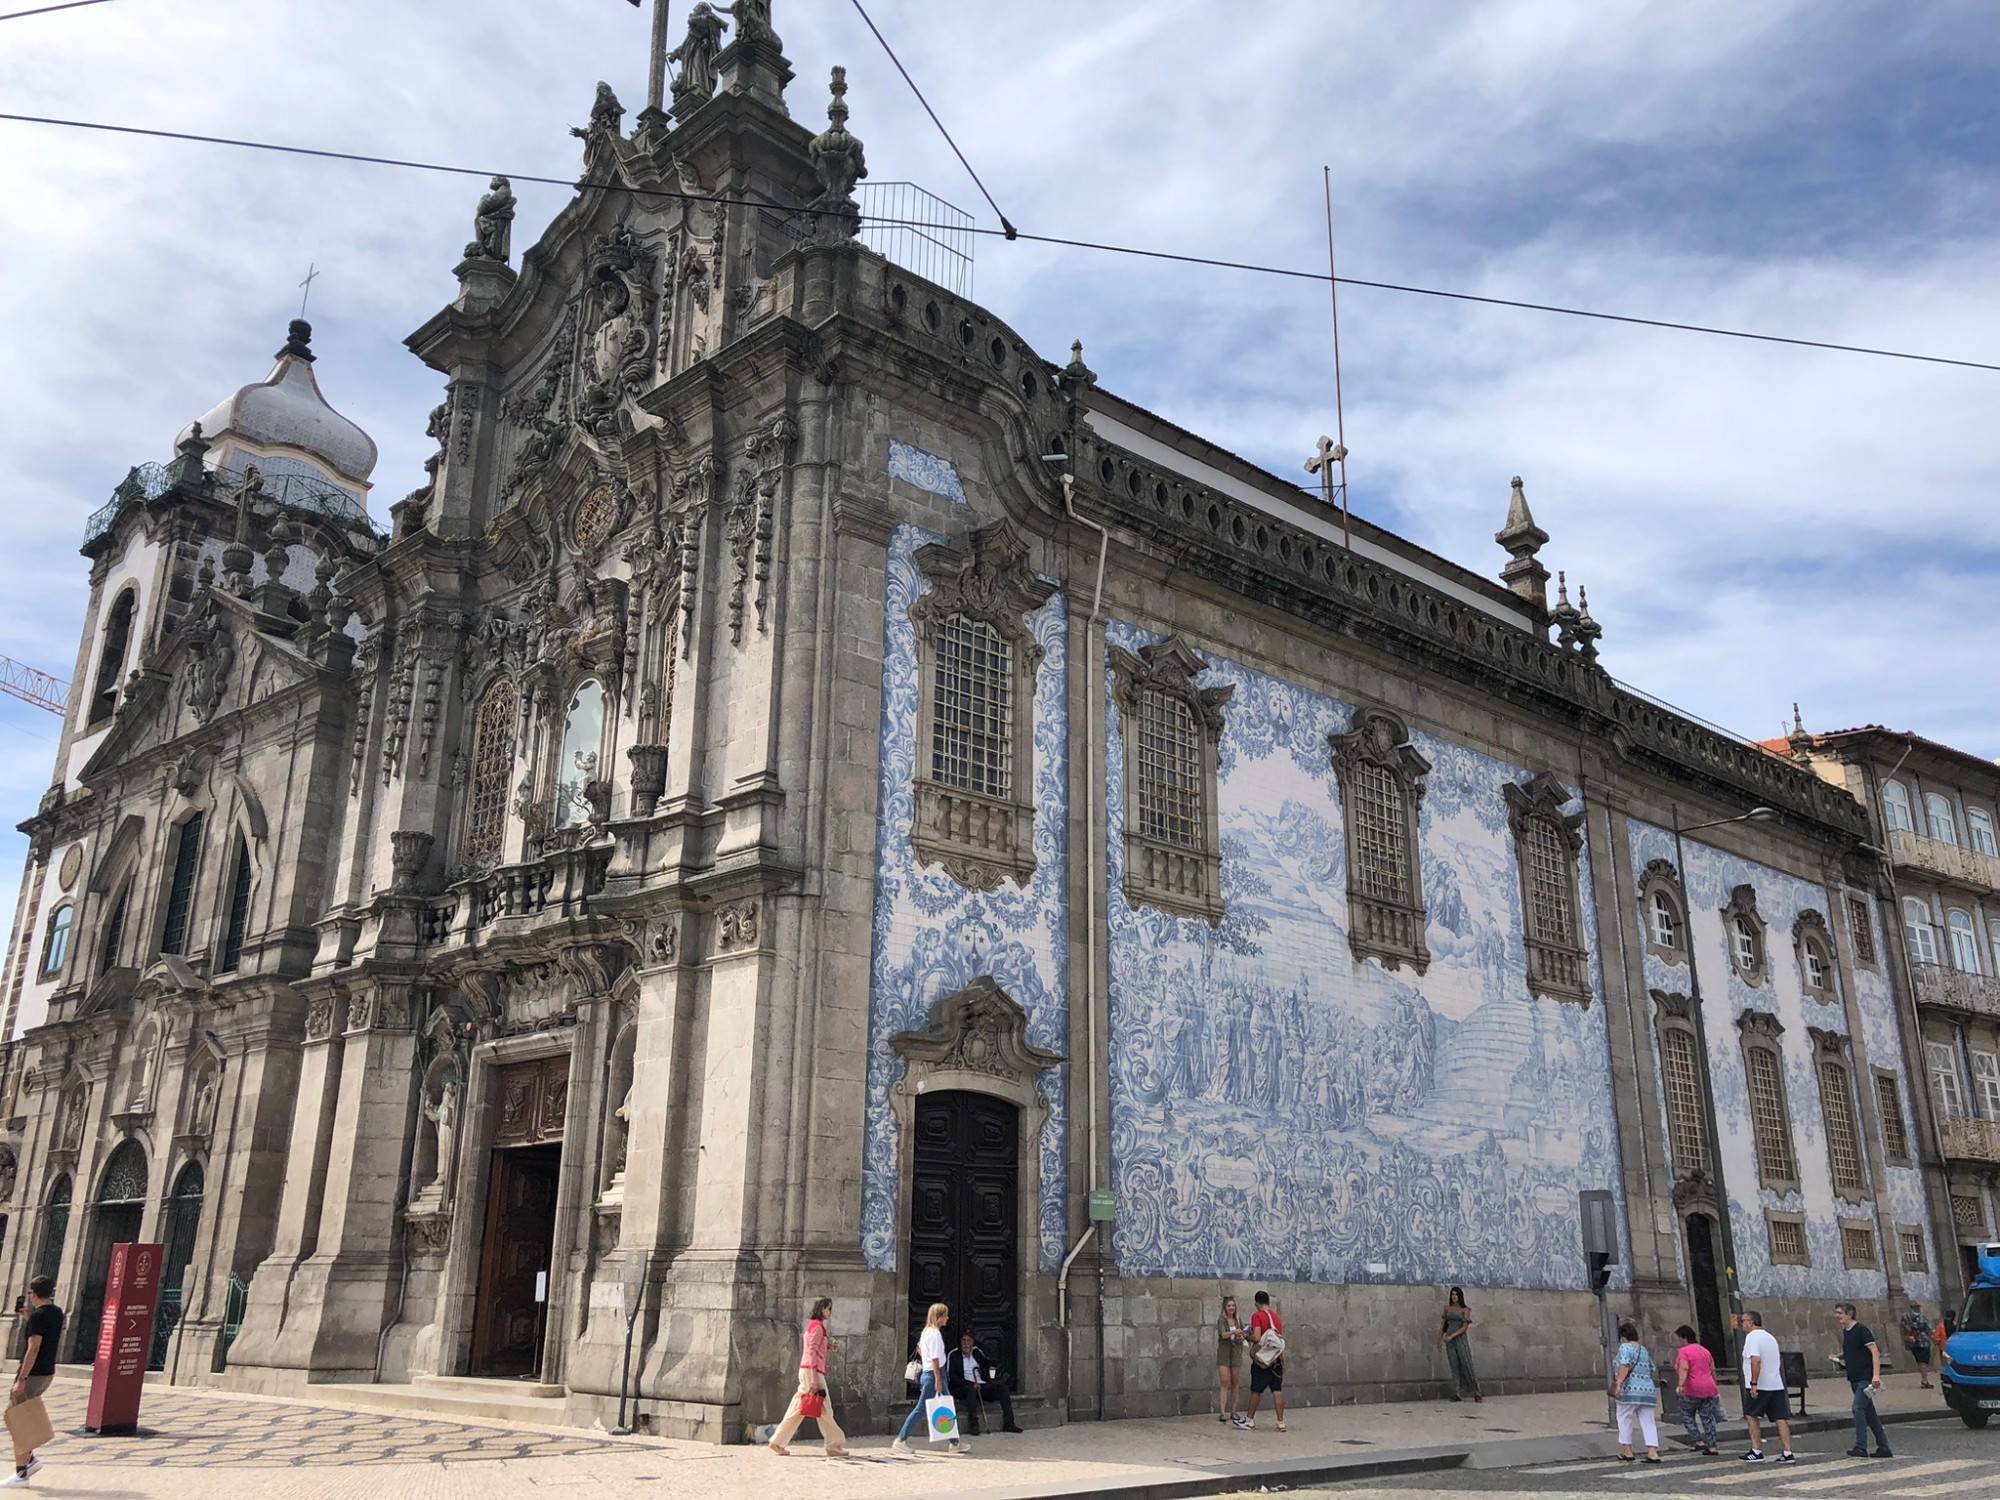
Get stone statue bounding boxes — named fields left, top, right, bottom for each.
left=571, top=81, right=625, bottom=143
left=425, top=1078, right=461, bottom=1196
left=808, top=66, right=867, bottom=232
left=0, top=1151, right=16, bottom=1206
left=465, top=175, right=516, bottom=263
left=613, top=1084, right=632, bottom=1173
left=668, top=3, right=728, bottom=105
left=719, top=0, right=776, bottom=46
left=57, top=1088, right=86, bottom=1152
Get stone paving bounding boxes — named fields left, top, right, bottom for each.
left=13, top=1372, right=1954, bottom=1500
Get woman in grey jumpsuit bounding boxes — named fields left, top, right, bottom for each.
left=1438, top=1286, right=1482, bottom=1401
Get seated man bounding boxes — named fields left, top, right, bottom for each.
left=947, top=1328, right=1022, bottom=1435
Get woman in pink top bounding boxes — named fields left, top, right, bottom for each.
left=767, top=1297, right=849, bottom=1457
left=1674, top=1324, right=1723, bottom=1456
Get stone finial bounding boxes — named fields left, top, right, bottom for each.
left=1064, top=340, right=1098, bottom=389
left=170, top=420, right=211, bottom=487
left=1551, top=569, right=1579, bottom=650
left=1574, top=584, right=1602, bottom=664
left=278, top=319, right=315, bottom=362
left=1495, top=475, right=1551, bottom=613
left=1787, top=703, right=1813, bottom=764
left=807, top=66, right=868, bottom=239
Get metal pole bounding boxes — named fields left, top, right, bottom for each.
left=647, top=0, right=673, bottom=114
left=1673, top=807, right=1745, bottom=1367
left=1599, top=1285, right=1614, bottom=1429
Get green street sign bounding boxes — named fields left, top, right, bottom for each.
left=1088, top=1190, right=1116, bottom=1223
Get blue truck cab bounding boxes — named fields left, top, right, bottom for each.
left=1943, top=1241, right=2000, bottom=1428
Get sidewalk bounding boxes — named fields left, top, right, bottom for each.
left=27, top=1370, right=1954, bottom=1500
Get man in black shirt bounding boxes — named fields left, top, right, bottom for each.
left=1833, top=1302, right=1892, bottom=1459
left=946, top=1329, right=1022, bottom=1435
left=5, top=1275, right=64, bottom=1487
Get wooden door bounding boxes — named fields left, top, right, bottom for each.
left=907, top=1091, right=1020, bottom=1384
left=471, top=1143, right=561, bottom=1377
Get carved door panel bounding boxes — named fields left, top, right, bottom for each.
left=1685, top=1213, right=1728, bottom=1371
left=907, top=1091, right=1020, bottom=1385
left=492, top=1055, right=570, bottom=1148
left=471, top=1143, right=561, bottom=1377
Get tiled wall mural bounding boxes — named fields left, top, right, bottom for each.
left=1104, top=622, right=1627, bottom=1291
left=863, top=523, right=1070, bottom=1274
left=1627, top=822, right=1935, bottom=1304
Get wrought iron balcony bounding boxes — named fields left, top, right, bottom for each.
left=1911, top=961, right=2000, bottom=1020
left=1888, top=827, right=2000, bottom=894
left=1940, top=1115, right=2000, bottom=1165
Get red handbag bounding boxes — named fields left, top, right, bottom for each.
left=797, top=1390, right=825, bottom=1419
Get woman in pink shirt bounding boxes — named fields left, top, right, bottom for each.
left=1674, top=1324, right=1723, bottom=1456
left=767, top=1297, right=849, bottom=1457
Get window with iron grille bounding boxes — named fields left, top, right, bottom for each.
left=463, top=678, right=519, bottom=866
left=159, top=812, right=205, bottom=956
left=1767, top=1214, right=1809, bottom=1265
left=1524, top=817, right=1576, bottom=948
left=1659, top=1023, right=1710, bottom=1175
left=218, top=838, right=252, bottom=974
left=1352, top=762, right=1411, bottom=905
left=1744, top=1041, right=1798, bottom=1186
left=99, top=884, right=129, bottom=975
left=1953, top=1193, right=1986, bottom=1233
left=1848, top=897, right=1876, bottom=966
left=1818, top=1059, right=1865, bottom=1200
left=931, top=614, right=1014, bottom=800
left=1898, top=1225, right=1927, bottom=1272
left=1840, top=1222, right=1878, bottom=1269
left=1136, top=690, right=1202, bottom=847
left=1873, top=1070, right=1911, bottom=1163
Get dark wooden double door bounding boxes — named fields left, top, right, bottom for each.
left=472, top=1056, right=568, bottom=1378
left=907, top=1091, right=1020, bottom=1384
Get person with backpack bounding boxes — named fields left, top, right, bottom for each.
left=1611, top=1320, right=1661, bottom=1463
left=1899, top=1302, right=1934, bottom=1390
left=1239, top=1290, right=1286, bottom=1432
left=765, top=1297, right=848, bottom=1458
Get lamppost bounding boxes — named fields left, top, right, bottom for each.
left=1671, top=803, right=1777, bottom=1368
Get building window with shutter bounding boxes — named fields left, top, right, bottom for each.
left=159, top=812, right=206, bottom=957
left=1847, top=896, right=1877, bottom=967
left=1330, top=708, right=1431, bottom=974
left=463, top=678, right=519, bottom=867
left=1638, top=860, right=1687, bottom=966
left=1112, top=636, right=1231, bottom=922
left=908, top=525, right=1053, bottom=892
left=1840, top=1222, right=1878, bottom=1269
left=1810, top=1030, right=1867, bottom=1204
left=1905, top=897, right=1940, bottom=966
left=1872, top=1068, right=1911, bottom=1165
left=1652, top=991, right=1711, bottom=1183
left=1505, top=773, right=1590, bottom=1004
left=1738, top=1011, right=1798, bottom=1190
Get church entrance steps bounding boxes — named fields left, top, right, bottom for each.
left=310, top=1377, right=569, bottom=1427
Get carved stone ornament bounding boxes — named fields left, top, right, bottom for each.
left=406, top=1210, right=452, bottom=1256
left=1110, top=635, right=1231, bottom=923
left=1503, top=772, right=1591, bottom=1006
left=571, top=480, right=622, bottom=557
left=304, top=993, right=338, bottom=1041
left=889, top=976, right=1064, bottom=1083
left=55, top=1084, right=88, bottom=1153
left=1638, top=858, right=1688, bottom=967
left=1670, top=1168, right=1719, bottom=1213
left=1735, top=1008, right=1784, bottom=1042
left=1650, top=987, right=1694, bottom=1021
left=389, top=829, right=435, bottom=895
left=645, top=915, right=678, bottom=967
left=907, top=525, right=1055, bottom=893
left=0, top=1148, right=16, bottom=1208
left=715, top=899, right=759, bottom=954
left=1808, top=1024, right=1850, bottom=1058
left=1328, top=708, right=1432, bottom=975
left=1722, top=884, right=1769, bottom=986
left=180, top=609, right=236, bottom=723
left=627, top=743, right=668, bottom=816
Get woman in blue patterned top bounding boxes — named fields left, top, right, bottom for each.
left=1611, top=1320, right=1661, bottom=1463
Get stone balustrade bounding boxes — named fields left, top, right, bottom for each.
left=1889, top=826, right=2000, bottom=893
left=1911, top=960, right=2000, bottom=1020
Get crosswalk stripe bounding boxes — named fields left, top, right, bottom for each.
left=1774, top=1459, right=1988, bottom=1494
left=1886, top=1484, right=1996, bottom=1499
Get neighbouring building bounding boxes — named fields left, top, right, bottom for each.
left=0, top=12, right=1955, bottom=1438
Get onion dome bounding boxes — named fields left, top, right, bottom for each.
left=177, top=320, right=377, bottom=498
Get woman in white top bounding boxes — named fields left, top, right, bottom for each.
left=892, top=1301, right=970, bottom=1455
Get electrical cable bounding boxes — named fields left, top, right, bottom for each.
left=845, top=0, right=1015, bottom=239
left=0, top=0, right=117, bottom=21
left=0, top=110, right=1993, bottom=374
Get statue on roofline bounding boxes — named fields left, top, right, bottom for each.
left=669, top=4, right=728, bottom=106
left=465, top=175, right=516, bottom=263
left=571, top=81, right=625, bottom=143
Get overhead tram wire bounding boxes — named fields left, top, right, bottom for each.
left=1, top=111, right=1994, bottom=376
left=0, top=0, right=119, bottom=21
left=846, top=0, right=1016, bottom=239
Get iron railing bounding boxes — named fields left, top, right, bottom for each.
left=1888, top=827, right=2000, bottom=894
left=1911, top=960, right=2000, bottom=1020
left=148, top=1286, right=182, bottom=1371
left=84, top=458, right=383, bottom=547
left=217, top=1274, right=248, bottom=1366
left=857, top=181, right=974, bottom=298
left=83, top=462, right=175, bottom=543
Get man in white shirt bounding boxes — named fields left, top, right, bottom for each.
left=1738, top=1311, right=1796, bottom=1463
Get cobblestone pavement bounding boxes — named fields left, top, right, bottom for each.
left=1287, top=1418, right=1990, bottom=1499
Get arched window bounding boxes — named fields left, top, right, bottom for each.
left=1811, top=1031, right=1866, bottom=1203
left=1638, top=861, right=1686, bottom=965
left=1925, top=793, right=1959, bottom=846
left=36, top=1175, right=71, bottom=1286
left=1650, top=890, right=1681, bottom=950
left=463, top=678, right=519, bottom=865
left=1903, top=898, right=1939, bottom=966
left=1948, top=908, right=1981, bottom=974
left=1505, top=773, right=1589, bottom=1004
left=1794, top=911, right=1836, bottom=1003
left=86, top=589, right=136, bottom=727
left=39, top=904, right=74, bottom=979
left=158, top=812, right=205, bottom=956
left=98, top=882, right=131, bottom=976
left=218, top=837, right=252, bottom=974
left=1969, top=807, right=1999, bottom=857
left=1330, top=708, right=1432, bottom=974
left=1881, top=780, right=1914, bottom=833
left=1652, top=992, right=1709, bottom=1178
left=1928, top=1041, right=1966, bottom=1118
left=553, top=678, right=605, bottom=829
left=1112, top=636, right=1231, bottom=922
left=1722, top=885, right=1768, bottom=986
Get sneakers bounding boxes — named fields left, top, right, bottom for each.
left=889, top=1438, right=912, bottom=1455
left=0, top=1473, right=26, bottom=1489
left=946, top=1440, right=971, bottom=1455
left=17, top=1464, right=35, bottom=1482
left=1872, top=1449, right=1894, bottom=1459
left=1777, top=1452, right=1797, bottom=1463
left=1232, top=1416, right=1253, bottom=1430
left=1741, top=1451, right=1765, bottom=1462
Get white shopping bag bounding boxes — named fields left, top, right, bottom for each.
left=925, top=1392, right=960, bottom=1443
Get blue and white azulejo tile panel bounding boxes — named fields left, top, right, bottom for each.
left=862, top=523, right=1069, bottom=1274
left=1104, top=621, right=1626, bottom=1291
left=887, top=440, right=968, bottom=505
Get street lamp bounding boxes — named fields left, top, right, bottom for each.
left=1670, top=804, right=1776, bottom=1370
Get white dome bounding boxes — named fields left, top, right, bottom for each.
left=178, top=320, right=377, bottom=485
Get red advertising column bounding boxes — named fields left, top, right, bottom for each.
left=84, top=1242, right=164, bottom=1436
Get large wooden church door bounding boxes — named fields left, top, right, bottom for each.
left=907, top=1091, right=1020, bottom=1384
left=471, top=1055, right=567, bottom=1378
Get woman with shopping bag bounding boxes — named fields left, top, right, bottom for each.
left=766, top=1297, right=848, bottom=1458
left=892, top=1302, right=970, bottom=1456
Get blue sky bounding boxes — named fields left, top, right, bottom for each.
left=1, top=0, right=1996, bottom=902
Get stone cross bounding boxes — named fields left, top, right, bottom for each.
left=297, top=262, right=321, bottom=318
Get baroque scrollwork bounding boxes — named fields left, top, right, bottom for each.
left=715, top=899, right=759, bottom=954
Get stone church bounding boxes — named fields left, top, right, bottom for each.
left=0, top=7, right=1953, bottom=1438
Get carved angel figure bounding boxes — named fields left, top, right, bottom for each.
left=668, top=3, right=728, bottom=104
left=465, top=175, right=516, bottom=263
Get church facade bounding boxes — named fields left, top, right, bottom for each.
left=0, top=12, right=1955, bottom=1438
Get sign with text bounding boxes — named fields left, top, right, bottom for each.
left=85, top=1241, right=164, bottom=1435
